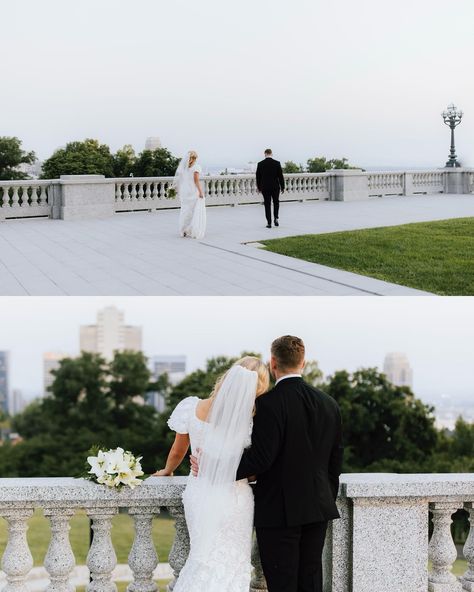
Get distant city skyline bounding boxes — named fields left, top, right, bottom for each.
left=2, top=0, right=473, bottom=168
left=0, top=298, right=472, bottom=415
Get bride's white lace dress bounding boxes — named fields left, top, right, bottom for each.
left=168, top=396, right=254, bottom=592
left=178, top=163, right=206, bottom=239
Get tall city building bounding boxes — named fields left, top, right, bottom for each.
left=147, top=355, right=187, bottom=412
left=0, top=351, right=10, bottom=415
left=145, top=137, right=162, bottom=151
left=383, top=352, right=413, bottom=388
left=10, top=389, right=25, bottom=416
left=43, top=352, right=69, bottom=396
left=80, top=306, right=142, bottom=360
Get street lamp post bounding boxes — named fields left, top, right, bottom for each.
left=442, top=103, right=463, bottom=167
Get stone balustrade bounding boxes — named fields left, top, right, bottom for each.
left=1, top=474, right=473, bottom=592
left=325, top=473, right=474, bottom=592
left=0, top=169, right=472, bottom=222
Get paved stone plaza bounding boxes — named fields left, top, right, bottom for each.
left=0, top=194, right=473, bottom=296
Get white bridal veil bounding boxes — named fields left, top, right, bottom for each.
left=192, top=364, right=258, bottom=559
left=173, top=151, right=191, bottom=190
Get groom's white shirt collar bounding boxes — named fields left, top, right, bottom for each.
left=275, top=373, right=302, bottom=386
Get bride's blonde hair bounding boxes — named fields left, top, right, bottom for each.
left=210, top=356, right=270, bottom=401
left=188, top=150, right=198, bottom=168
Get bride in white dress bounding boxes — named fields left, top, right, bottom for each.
left=174, top=150, right=206, bottom=239
left=154, top=357, right=270, bottom=592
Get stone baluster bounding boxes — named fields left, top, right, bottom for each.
left=43, top=508, right=76, bottom=592
left=143, top=182, right=151, bottom=201
left=11, top=186, right=20, bottom=207
left=462, top=502, right=474, bottom=591
left=115, top=183, right=122, bottom=202
left=137, top=183, right=144, bottom=201
left=167, top=505, right=190, bottom=592
left=429, top=502, right=463, bottom=592
left=130, top=183, right=137, bottom=202
left=86, top=508, right=118, bottom=592
left=250, top=535, right=267, bottom=592
left=0, top=508, right=34, bottom=592
left=39, top=185, right=48, bottom=206
left=151, top=182, right=158, bottom=200
left=127, top=507, right=159, bottom=592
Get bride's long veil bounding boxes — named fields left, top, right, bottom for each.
left=173, top=152, right=190, bottom=192
left=192, top=365, right=258, bottom=560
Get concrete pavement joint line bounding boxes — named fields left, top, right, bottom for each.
left=198, top=241, right=383, bottom=296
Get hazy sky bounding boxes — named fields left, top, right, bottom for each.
left=1, top=297, right=473, bottom=404
left=2, top=0, right=473, bottom=168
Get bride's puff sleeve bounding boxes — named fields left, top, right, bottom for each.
left=167, top=397, right=195, bottom=434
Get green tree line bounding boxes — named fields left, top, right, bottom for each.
left=0, top=350, right=472, bottom=478
left=0, top=135, right=362, bottom=180
left=283, top=156, right=362, bottom=173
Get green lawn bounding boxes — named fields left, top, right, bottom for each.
left=262, top=217, right=474, bottom=295
left=0, top=509, right=175, bottom=566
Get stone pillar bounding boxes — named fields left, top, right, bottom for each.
left=462, top=502, right=474, bottom=591
left=429, top=502, right=463, bottom=592
left=330, top=170, right=369, bottom=201
left=167, top=505, right=190, bottom=592
left=443, top=169, right=468, bottom=194
left=404, top=172, right=415, bottom=196
left=43, top=508, right=76, bottom=592
left=127, top=507, right=160, bottom=592
left=59, top=175, right=116, bottom=220
left=86, top=508, right=118, bottom=592
left=0, top=508, right=34, bottom=592
left=351, top=497, right=428, bottom=592
left=323, top=498, right=351, bottom=592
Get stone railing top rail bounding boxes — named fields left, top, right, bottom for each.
left=340, top=472, right=474, bottom=498
left=0, top=168, right=472, bottom=187
left=0, top=474, right=473, bottom=506
left=0, top=476, right=187, bottom=506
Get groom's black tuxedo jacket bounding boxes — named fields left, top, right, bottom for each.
left=256, top=157, right=285, bottom=193
left=236, top=377, right=343, bottom=528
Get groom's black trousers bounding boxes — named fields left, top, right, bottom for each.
left=256, top=521, right=328, bottom=592
left=262, top=189, right=280, bottom=224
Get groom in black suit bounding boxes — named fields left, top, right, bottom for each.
left=256, top=148, right=285, bottom=228
left=236, top=336, right=343, bottom=592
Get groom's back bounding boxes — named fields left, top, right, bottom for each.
left=257, top=157, right=283, bottom=190
left=253, top=377, right=343, bottom=528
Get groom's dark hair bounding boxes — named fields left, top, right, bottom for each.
left=264, top=148, right=272, bottom=155
left=271, top=335, right=305, bottom=371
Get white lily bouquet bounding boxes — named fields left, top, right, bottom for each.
left=84, top=446, right=146, bottom=489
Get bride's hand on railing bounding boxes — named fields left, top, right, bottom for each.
left=153, top=469, right=174, bottom=476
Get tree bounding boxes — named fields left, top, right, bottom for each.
left=40, top=139, right=114, bottom=179
left=322, top=368, right=438, bottom=472
left=9, top=351, right=165, bottom=476
left=283, top=161, right=303, bottom=174
left=302, top=360, right=323, bottom=386
left=306, top=157, right=331, bottom=173
left=112, top=144, right=136, bottom=178
left=133, top=148, right=180, bottom=177
left=0, top=137, right=36, bottom=180
left=306, top=156, right=359, bottom=173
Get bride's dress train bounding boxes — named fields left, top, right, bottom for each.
left=168, top=394, right=254, bottom=592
